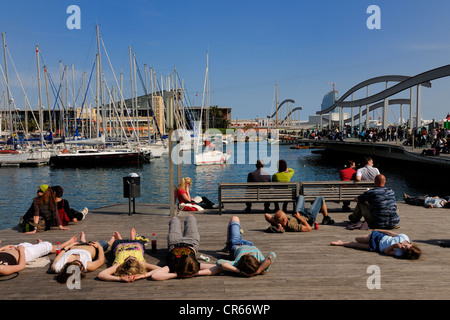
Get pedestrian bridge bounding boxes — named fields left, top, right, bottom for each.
left=316, top=64, right=450, bottom=130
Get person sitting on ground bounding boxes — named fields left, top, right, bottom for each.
left=339, top=160, right=356, bottom=212
left=51, top=231, right=107, bottom=284
left=20, top=184, right=70, bottom=233
left=51, top=186, right=88, bottom=225
left=176, top=177, right=218, bottom=210
left=245, top=159, right=271, bottom=213
left=330, top=229, right=421, bottom=260
left=97, top=228, right=159, bottom=282
left=272, top=160, right=295, bottom=212
left=216, top=216, right=276, bottom=277
left=403, top=193, right=449, bottom=209
left=0, top=236, right=77, bottom=276
left=355, top=157, right=380, bottom=181
left=264, top=210, right=312, bottom=232
left=348, top=174, right=400, bottom=229
left=265, top=194, right=334, bottom=232
left=151, top=215, right=219, bottom=280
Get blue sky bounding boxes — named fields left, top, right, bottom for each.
left=1, top=0, right=450, bottom=123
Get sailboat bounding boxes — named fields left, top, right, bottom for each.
left=0, top=33, right=59, bottom=166
left=49, top=26, right=151, bottom=167
left=194, top=51, right=231, bottom=165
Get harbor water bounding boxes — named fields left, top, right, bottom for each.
left=0, top=142, right=446, bottom=230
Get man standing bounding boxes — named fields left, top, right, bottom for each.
left=349, top=174, right=400, bottom=229
left=245, top=160, right=271, bottom=213
left=355, top=156, right=380, bottom=181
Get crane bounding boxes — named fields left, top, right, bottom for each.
left=326, top=82, right=337, bottom=92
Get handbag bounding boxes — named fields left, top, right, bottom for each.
left=57, top=200, right=71, bottom=226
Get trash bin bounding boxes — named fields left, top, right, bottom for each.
left=123, top=173, right=141, bottom=198
left=123, top=173, right=140, bottom=216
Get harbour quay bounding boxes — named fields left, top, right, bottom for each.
left=309, top=138, right=450, bottom=169
left=1, top=200, right=450, bottom=301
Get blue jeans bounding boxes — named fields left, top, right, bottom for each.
left=226, top=221, right=254, bottom=256
left=295, top=195, right=324, bottom=224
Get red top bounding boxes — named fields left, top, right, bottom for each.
left=339, top=167, right=356, bottom=181
left=176, top=188, right=188, bottom=204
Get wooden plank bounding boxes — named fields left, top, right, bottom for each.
left=0, top=201, right=449, bottom=301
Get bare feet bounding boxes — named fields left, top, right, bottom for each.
left=130, top=228, right=136, bottom=240
left=80, top=231, right=86, bottom=243
left=330, top=240, right=344, bottom=246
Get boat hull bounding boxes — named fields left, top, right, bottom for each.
left=195, top=150, right=231, bottom=165
left=49, top=152, right=150, bottom=167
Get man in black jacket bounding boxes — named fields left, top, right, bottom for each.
left=245, top=160, right=271, bottom=213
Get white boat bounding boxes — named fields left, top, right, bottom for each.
left=193, top=52, right=232, bottom=166
left=0, top=147, right=56, bottom=165
left=138, top=143, right=166, bottom=158
left=195, top=149, right=231, bottom=165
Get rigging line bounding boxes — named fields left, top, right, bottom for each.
left=39, top=54, right=68, bottom=138
left=46, top=65, right=70, bottom=138
left=175, top=71, right=197, bottom=129
left=100, top=37, right=138, bottom=141
left=74, top=58, right=96, bottom=139
left=5, top=47, right=40, bottom=135
left=102, top=76, right=130, bottom=144
left=132, top=51, right=163, bottom=140
left=0, top=62, right=29, bottom=138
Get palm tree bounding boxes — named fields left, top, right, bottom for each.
left=209, top=105, right=223, bottom=128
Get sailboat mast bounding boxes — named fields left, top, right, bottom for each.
left=44, top=65, right=51, bottom=136
left=96, top=25, right=102, bottom=140
left=2, top=33, right=13, bottom=142
left=275, top=82, right=278, bottom=130
left=36, top=45, right=44, bottom=146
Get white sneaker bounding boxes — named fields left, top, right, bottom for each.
left=81, top=207, right=89, bottom=219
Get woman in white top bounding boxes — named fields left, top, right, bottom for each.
left=51, top=231, right=106, bottom=283
left=1, top=237, right=76, bottom=276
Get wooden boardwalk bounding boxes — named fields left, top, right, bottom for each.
left=1, top=200, right=450, bottom=302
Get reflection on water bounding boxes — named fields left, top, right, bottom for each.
left=0, top=143, right=447, bottom=230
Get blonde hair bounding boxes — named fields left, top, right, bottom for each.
left=114, top=258, right=146, bottom=276
left=178, top=177, right=193, bottom=191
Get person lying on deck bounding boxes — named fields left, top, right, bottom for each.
left=98, top=228, right=159, bottom=282
left=216, top=216, right=276, bottom=277
left=0, top=236, right=77, bottom=276
left=330, top=229, right=421, bottom=260
left=151, top=215, right=219, bottom=280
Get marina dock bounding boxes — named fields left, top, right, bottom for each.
left=317, top=139, right=450, bottom=168
left=1, top=201, right=449, bottom=301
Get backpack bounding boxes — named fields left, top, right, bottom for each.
left=18, top=203, right=46, bottom=232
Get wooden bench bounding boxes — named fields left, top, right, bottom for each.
left=300, top=181, right=375, bottom=203
left=218, top=182, right=300, bottom=214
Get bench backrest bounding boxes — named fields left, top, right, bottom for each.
left=218, top=182, right=299, bottom=202
left=300, top=181, right=374, bottom=202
